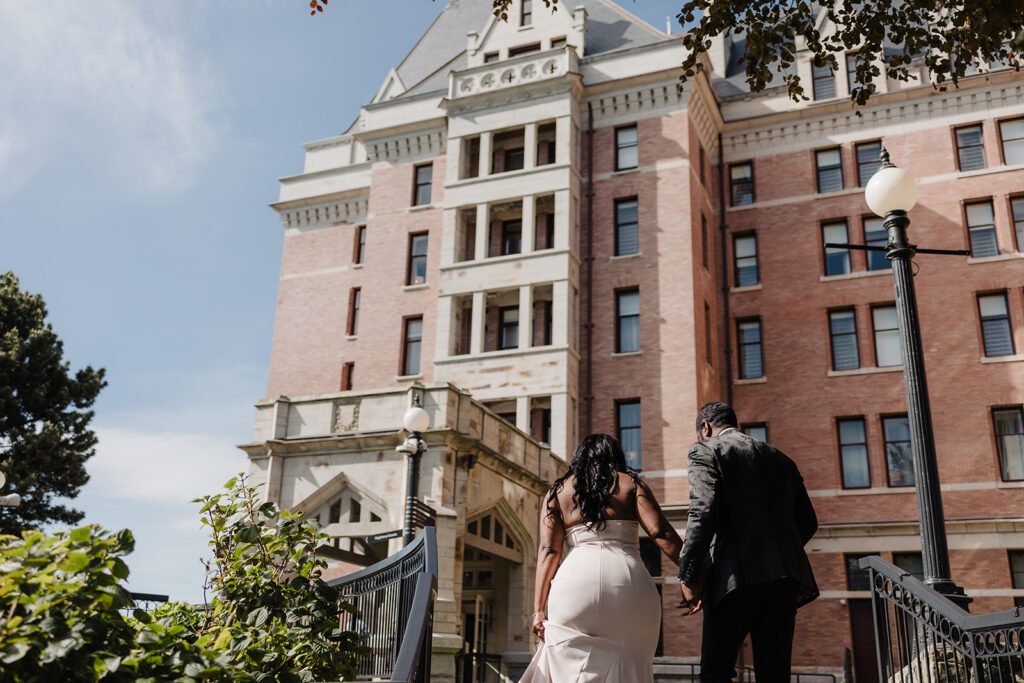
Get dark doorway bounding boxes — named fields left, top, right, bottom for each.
left=849, top=599, right=880, bottom=683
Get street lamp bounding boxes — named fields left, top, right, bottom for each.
left=0, top=470, right=21, bottom=508
left=397, top=399, right=430, bottom=546
left=864, top=147, right=968, bottom=606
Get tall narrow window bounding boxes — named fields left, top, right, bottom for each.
left=955, top=124, right=987, bottom=171
left=615, top=125, right=638, bottom=171
left=823, top=221, right=851, bottom=276
left=407, top=233, right=429, bottom=285
left=1010, top=551, right=1024, bottom=606
left=872, top=305, right=901, bottom=367
left=883, top=415, right=915, bottom=487
left=845, top=53, right=859, bottom=94
left=501, top=219, right=522, bottom=256
left=893, top=552, right=925, bottom=581
left=701, top=214, right=709, bottom=269
left=996, top=408, right=1024, bottom=481
left=838, top=418, right=870, bottom=489
left=743, top=424, right=768, bottom=442
left=734, top=234, right=759, bottom=287
left=979, top=293, right=1015, bottom=357
left=617, top=400, right=642, bottom=470
left=353, top=225, right=366, bottom=264
left=616, top=289, right=640, bottom=353
left=499, top=306, right=519, bottom=350
left=1000, top=118, right=1024, bottom=165
left=845, top=554, right=874, bottom=590
left=812, top=62, right=836, bottom=99
left=966, top=200, right=999, bottom=257
left=346, top=287, right=361, bottom=336
left=704, top=302, right=713, bottom=366
left=413, top=164, right=433, bottom=206
left=816, top=148, right=844, bottom=193
left=341, top=361, right=354, bottom=391
left=401, top=316, right=423, bottom=376
left=614, top=198, right=639, bottom=256
left=737, top=318, right=764, bottom=379
left=829, top=309, right=860, bottom=371
left=864, top=216, right=890, bottom=271
left=856, top=141, right=882, bottom=186
left=1012, top=197, right=1024, bottom=251
left=699, top=146, right=706, bottom=185
left=730, top=162, right=754, bottom=206
left=520, top=0, right=532, bottom=26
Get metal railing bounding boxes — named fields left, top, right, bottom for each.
left=330, top=527, right=438, bottom=683
left=456, top=652, right=507, bottom=683
left=861, top=555, right=1024, bottom=682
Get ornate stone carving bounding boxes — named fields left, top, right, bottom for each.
left=450, top=48, right=573, bottom=101
left=333, top=401, right=360, bottom=433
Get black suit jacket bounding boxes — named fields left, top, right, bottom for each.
left=677, top=430, right=819, bottom=608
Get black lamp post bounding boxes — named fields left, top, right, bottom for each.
left=398, top=397, right=430, bottom=546
left=862, top=147, right=969, bottom=607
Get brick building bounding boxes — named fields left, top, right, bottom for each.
left=244, top=1, right=1024, bottom=679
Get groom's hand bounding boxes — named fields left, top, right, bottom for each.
left=678, top=581, right=703, bottom=616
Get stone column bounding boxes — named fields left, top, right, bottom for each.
left=519, top=285, right=533, bottom=350
left=521, top=195, right=536, bottom=254
left=524, top=122, right=538, bottom=169
left=474, top=204, right=489, bottom=262
left=470, top=291, right=486, bottom=355
left=554, top=190, right=571, bottom=251
left=551, top=280, right=569, bottom=347
left=479, top=130, right=493, bottom=177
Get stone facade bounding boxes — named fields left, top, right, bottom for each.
left=246, top=1, right=1024, bottom=679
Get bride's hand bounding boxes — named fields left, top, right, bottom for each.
left=531, top=611, right=546, bottom=641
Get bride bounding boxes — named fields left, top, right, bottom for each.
left=520, top=434, right=684, bottom=682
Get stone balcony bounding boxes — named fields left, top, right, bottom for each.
left=447, top=46, right=579, bottom=102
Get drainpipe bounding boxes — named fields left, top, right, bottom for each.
left=583, top=102, right=596, bottom=436
left=717, top=132, right=733, bottom=405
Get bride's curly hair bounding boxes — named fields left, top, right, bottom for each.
left=546, top=433, right=640, bottom=530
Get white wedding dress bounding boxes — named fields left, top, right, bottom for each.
left=520, top=519, right=662, bottom=682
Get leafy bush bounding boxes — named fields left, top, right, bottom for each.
left=0, top=476, right=361, bottom=682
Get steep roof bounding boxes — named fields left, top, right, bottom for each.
left=388, top=0, right=669, bottom=100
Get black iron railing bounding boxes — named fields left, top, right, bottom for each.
left=861, top=555, right=1024, bottom=682
left=330, top=527, right=438, bottom=683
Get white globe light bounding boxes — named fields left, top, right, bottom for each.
left=865, top=165, right=918, bottom=217
left=0, top=471, right=6, bottom=489
left=403, top=406, right=430, bottom=433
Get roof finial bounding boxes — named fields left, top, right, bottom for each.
left=879, top=144, right=895, bottom=169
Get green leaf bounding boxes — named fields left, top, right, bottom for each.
left=1, top=642, right=30, bottom=664
left=69, top=527, right=92, bottom=543
left=58, top=551, right=91, bottom=573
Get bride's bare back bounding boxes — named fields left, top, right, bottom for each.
left=552, top=471, right=641, bottom=528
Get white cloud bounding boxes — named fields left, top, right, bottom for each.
left=0, top=1, right=218, bottom=194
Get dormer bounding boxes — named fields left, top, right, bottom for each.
left=466, top=1, right=586, bottom=67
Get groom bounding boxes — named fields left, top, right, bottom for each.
left=677, top=402, right=819, bottom=682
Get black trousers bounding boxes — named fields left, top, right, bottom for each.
left=699, top=578, right=799, bottom=683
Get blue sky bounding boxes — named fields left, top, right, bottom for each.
left=2, top=0, right=687, bottom=602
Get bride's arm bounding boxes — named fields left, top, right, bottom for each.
left=531, top=495, right=565, bottom=640
left=636, top=478, right=683, bottom=564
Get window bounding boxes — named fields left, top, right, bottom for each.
left=838, top=418, right=870, bottom=489
left=856, top=141, right=882, bottom=186
left=743, top=424, right=768, bottom=442
left=883, top=415, right=915, bottom=487
left=413, top=164, right=433, bottom=206
left=701, top=214, right=709, bottom=269
left=845, top=554, right=874, bottom=591
left=1012, top=197, right=1024, bottom=250
left=346, top=287, right=361, bottom=336
left=483, top=51, right=499, bottom=63
left=615, top=125, right=638, bottom=171
left=551, top=36, right=566, bottom=49
left=353, top=225, right=366, bottom=264
left=508, top=42, right=541, bottom=58
left=730, top=162, right=754, bottom=206
left=501, top=219, right=522, bottom=256
left=864, top=217, right=890, bottom=271
left=699, top=146, right=706, bottom=185
left=520, top=0, right=532, bottom=26
left=1011, top=551, right=1024, bottom=606
left=995, top=408, right=1024, bottom=481
left=401, top=317, right=423, bottom=376
left=955, top=124, right=987, bottom=171
left=966, top=200, right=999, bottom=257
left=1000, top=118, right=1024, bottom=165
left=816, top=148, right=844, bottom=193
left=734, top=234, right=759, bottom=287
left=737, top=318, right=764, bottom=379
left=823, top=221, right=851, bottom=276
left=499, top=306, right=519, bottom=350
left=704, top=302, right=713, bottom=366
left=893, top=552, right=925, bottom=581
left=979, top=293, right=1014, bottom=357
left=341, top=361, right=354, bottom=391
left=616, top=289, right=640, bottom=353
left=812, top=62, right=836, bottom=99
left=407, top=233, right=428, bottom=285
left=614, top=198, right=639, bottom=256
left=505, top=146, right=525, bottom=172
left=617, top=400, right=642, bottom=470
left=830, top=309, right=860, bottom=371
left=872, top=305, right=901, bottom=367
left=845, top=53, right=859, bottom=94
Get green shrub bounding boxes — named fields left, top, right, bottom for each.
left=0, top=476, right=361, bottom=682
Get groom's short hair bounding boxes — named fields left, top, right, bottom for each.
left=696, top=402, right=738, bottom=432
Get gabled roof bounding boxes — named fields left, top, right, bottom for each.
left=384, top=0, right=669, bottom=101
